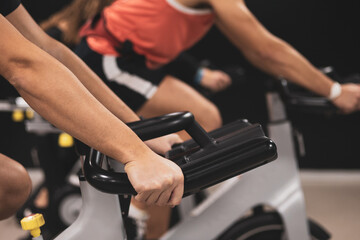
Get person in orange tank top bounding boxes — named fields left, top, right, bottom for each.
left=75, top=0, right=360, bottom=238
left=78, top=0, right=360, bottom=115
left=76, top=0, right=227, bottom=137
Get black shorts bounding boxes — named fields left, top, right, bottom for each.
left=75, top=39, right=166, bottom=111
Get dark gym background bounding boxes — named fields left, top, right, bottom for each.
left=1, top=0, right=359, bottom=168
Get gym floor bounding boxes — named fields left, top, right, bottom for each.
left=1, top=169, right=359, bottom=240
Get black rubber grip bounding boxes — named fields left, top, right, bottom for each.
left=83, top=112, right=277, bottom=196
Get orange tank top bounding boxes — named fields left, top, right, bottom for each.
left=80, top=0, right=214, bottom=69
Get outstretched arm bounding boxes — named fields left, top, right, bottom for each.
left=0, top=15, right=183, bottom=206
left=6, top=4, right=182, bottom=154
left=6, top=5, right=140, bottom=122
left=208, top=0, right=360, bottom=113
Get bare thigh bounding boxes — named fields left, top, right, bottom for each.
left=137, top=76, right=222, bottom=139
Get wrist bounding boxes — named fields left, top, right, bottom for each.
left=108, top=132, right=155, bottom=166
left=125, top=143, right=159, bottom=165
left=328, top=82, right=342, bottom=100
left=194, top=68, right=205, bottom=85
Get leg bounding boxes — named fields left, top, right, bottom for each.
left=130, top=200, right=172, bottom=240
left=0, top=153, right=32, bottom=220
left=134, top=76, right=222, bottom=238
left=137, top=76, right=222, bottom=139
left=76, top=41, right=223, bottom=133
left=77, top=45, right=222, bottom=238
left=145, top=205, right=172, bottom=239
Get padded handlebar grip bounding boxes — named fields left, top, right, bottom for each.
left=84, top=111, right=215, bottom=195
left=83, top=113, right=278, bottom=196
left=279, top=79, right=337, bottom=113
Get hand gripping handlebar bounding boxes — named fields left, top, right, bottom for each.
left=83, top=112, right=277, bottom=196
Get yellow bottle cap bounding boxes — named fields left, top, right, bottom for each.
left=20, top=213, right=45, bottom=238
left=58, top=133, right=74, bottom=148
left=12, top=109, right=24, bottom=122
left=26, top=109, right=35, bottom=119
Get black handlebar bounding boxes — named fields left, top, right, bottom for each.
left=84, top=111, right=215, bottom=195
left=277, top=67, right=360, bottom=114
left=83, top=112, right=277, bottom=196
left=84, top=149, right=137, bottom=194
left=127, top=112, right=215, bottom=148
left=278, top=79, right=337, bottom=114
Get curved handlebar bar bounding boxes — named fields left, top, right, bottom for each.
left=84, top=111, right=214, bottom=195
left=84, top=112, right=277, bottom=196
left=278, top=79, right=337, bottom=113
left=127, top=112, right=215, bottom=148
left=84, top=149, right=137, bottom=194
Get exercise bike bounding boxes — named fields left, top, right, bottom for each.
left=24, top=65, right=348, bottom=239
left=52, top=78, right=335, bottom=240
left=45, top=111, right=276, bottom=240
left=157, top=76, right=333, bottom=239
left=49, top=91, right=331, bottom=240
left=159, top=89, right=332, bottom=240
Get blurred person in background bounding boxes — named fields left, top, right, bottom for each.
left=75, top=0, right=360, bottom=238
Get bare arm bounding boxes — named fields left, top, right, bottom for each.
left=0, top=15, right=183, bottom=206
left=6, top=5, right=140, bottom=123
left=208, top=0, right=360, bottom=113
left=1, top=14, right=144, bottom=162
left=6, top=4, right=182, bottom=155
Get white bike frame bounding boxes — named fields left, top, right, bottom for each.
left=56, top=92, right=310, bottom=240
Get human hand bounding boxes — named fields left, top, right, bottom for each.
left=332, top=83, right=360, bottom=114
left=200, top=68, right=232, bottom=92
left=145, top=134, right=182, bottom=156
left=124, top=152, right=184, bottom=207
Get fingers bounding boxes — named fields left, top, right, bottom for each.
left=134, top=178, right=170, bottom=205
left=136, top=186, right=182, bottom=207
left=135, top=186, right=181, bottom=207
left=167, top=184, right=184, bottom=207
left=144, top=134, right=182, bottom=155
left=135, top=191, right=152, bottom=203
left=155, top=188, right=173, bottom=206
left=168, top=133, right=182, bottom=145
left=144, top=190, right=163, bottom=205
left=221, top=72, right=232, bottom=85
left=126, top=154, right=184, bottom=207
left=201, top=69, right=232, bottom=92
left=332, top=84, right=360, bottom=114
left=215, top=71, right=232, bottom=91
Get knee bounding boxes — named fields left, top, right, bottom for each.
left=11, top=162, right=32, bottom=202
left=197, top=102, right=222, bottom=131
left=0, top=159, right=32, bottom=220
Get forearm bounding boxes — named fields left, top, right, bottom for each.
left=2, top=12, right=185, bottom=204
left=5, top=5, right=139, bottom=123
left=14, top=58, right=149, bottom=163
left=45, top=39, right=140, bottom=122
left=213, top=0, right=334, bottom=97
left=242, top=38, right=334, bottom=97
left=0, top=18, right=151, bottom=163
left=14, top=60, right=147, bottom=163
left=11, top=55, right=184, bottom=204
